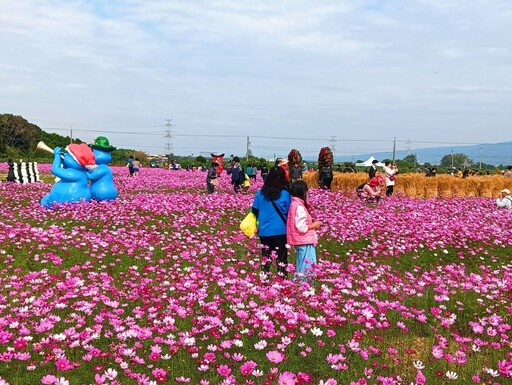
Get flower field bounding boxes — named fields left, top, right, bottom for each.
left=0, top=166, right=511, bottom=385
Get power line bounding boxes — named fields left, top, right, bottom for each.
left=42, top=127, right=163, bottom=136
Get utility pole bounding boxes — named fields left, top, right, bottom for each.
left=164, top=119, right=173, bottom=155
left=246, top=136, right=251, bottom=163
left=70, top=126, right=73, bottom=144
left=392, top=137, right=396, bottom=165
left=479, top=145, right=482, bottom=169
left=451, top=148, right=454, bottom=169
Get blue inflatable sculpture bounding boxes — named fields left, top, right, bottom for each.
left=40, top=143, right=97, bottom=207
left=87, top=136, right=118, bottom=201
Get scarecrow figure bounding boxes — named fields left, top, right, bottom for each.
left=211, top=153, right=225, bottom=174
left=87, top=136, right=118, bottom=201
left=40, top=143, right=97, bottom=207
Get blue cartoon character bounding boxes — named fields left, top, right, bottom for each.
left=87, top=136, right=118, bottom=201
left=40, top=143, right=97, bottom=207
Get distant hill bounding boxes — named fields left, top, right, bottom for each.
left=344, top=141, right=512, bottom=166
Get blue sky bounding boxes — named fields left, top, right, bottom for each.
left=1, top=0, right=511, bottom=160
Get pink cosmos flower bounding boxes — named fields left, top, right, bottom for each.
left=55, top=357, right=72, bottom=371
left=240, top=360, right=257, bottom=376
left=416, top=369, right=426, bottom=385
left=217, top=365, right=231, bottom=376
left=152, top=368, right=168, bottom=383
left=13, top=338, right=26, bottom=350
left=266, top=350, right=284, bottom=363
left=431, top=345, right=443, bottom=359
left=498, top=359, right=512, bottom=377
left=41, top=374, right=57, bottom=384
left=278, top=371, right=296, bottom=385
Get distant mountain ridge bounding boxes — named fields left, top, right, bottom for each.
left=342, top=141, right=512, bottom=166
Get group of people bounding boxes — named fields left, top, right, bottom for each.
left=251, top=166, right=321, bottom=280
left=358, top=159, right=398, bottom=202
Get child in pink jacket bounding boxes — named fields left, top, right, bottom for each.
left=286, top=181, right=322, bottom=279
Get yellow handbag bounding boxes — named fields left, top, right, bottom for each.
left=240, top=212, right=258, bottom=238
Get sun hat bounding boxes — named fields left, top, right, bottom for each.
left=66, top=143, right=97, bottom=170
left=90, top=136, right=116, bottom=152
left=279, top=159, right=289, bottom=166
left=369, top=177, right=380, bottom=187
left=501, top=188, right=511, bottom=194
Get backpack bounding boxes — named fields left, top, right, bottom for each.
left=356, top=183, right=366, bottom=198
left=239, top=167, right=246, bottom=182
left=322, top=166, right=333, bottom=180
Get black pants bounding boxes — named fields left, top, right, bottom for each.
left=207, top=182, right=214, bottom=194
left=259, top=234, right=288, bottom=275
left=386, top=185, right=394, bottom=197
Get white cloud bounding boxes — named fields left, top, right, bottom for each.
left=0, top=0, right=511, bottom=156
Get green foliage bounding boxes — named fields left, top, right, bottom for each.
left=195, top=155, right=207, bottom=164
left=0, top=113, right=145, bottom=165
left=440, top=153, right=473, bottom=168
left=403, top=153, right=418, bottom=166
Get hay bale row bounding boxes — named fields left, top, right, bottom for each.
left=302, top=172, right=510, bottom=198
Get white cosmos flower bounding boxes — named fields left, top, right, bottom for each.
left=445, top=371, right=458, bottom=380
left=484, top=367, right=499, bottom=377
left=310, top=327, right=323, bottom=337
left=254, top=340, right=267, bottom=350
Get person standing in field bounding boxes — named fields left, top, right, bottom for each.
left=206, top=161, right=219, bottom=194
left=260, top=165, right=269, bottom=181
left=286, top=180, right=321, bottom=280
left=230, top=157, right=243, bottom=193
left=127, top=155, right=134, bottom=177
left=251, top=166, right=291, bottom=276
left=250, top=164, right=258, bottom=180
left=132, top=158, right=141, bottom=176
left=368, top=159, right=379, bottom=179
left=383, top=161, right=398, bottom=197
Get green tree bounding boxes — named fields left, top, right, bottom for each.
left=195, top=155, right=207, bottom=164
left=0, top=114, right=39, bottom=154
left=403, top=154, right=417, bottom=167
left=440, top=153, right=473, bottom=168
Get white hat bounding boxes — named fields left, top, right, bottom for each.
left=501, top=188, right=510, bottom=194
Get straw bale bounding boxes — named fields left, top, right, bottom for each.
left=398, top=175, right=416, bottom=197
left=424, top=177, right=438, bottom=198
left=479, top=181, right=493, bottom=197
left=485, top=176, right=501, bottom=197
left=347, top=174, right=368, bottom=193
left=411, top=174, right=426, bottom=198
left=451, top=178, right=465, bottom=197
left=305, top=172, right=512, bottom=198
left=303, top=172, right=319, bottom=189
left=464, top=177, right=480, bottom=197
left=436, top=175, right=453, bottom=198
